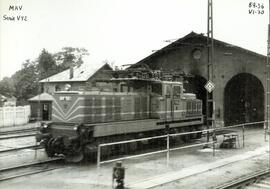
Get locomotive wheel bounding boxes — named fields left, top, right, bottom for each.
left=45, top=146, right=55, bottom=157
left=190, top=126, right=197, bottom=139
left=45, top=138, right=55, bottom=157
left=66, top=151, right=84, bottom=163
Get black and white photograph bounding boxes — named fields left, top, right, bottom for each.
left=0, top=0, right=270, bottom=188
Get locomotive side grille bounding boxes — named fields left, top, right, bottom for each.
left=114, top=97, right=121, bottom=121
left=134, top=97, right=141, bottom=119
left=105, top=97, right=113, bottom=122
left=52, top=93, right=151, bottom=124
left=186, top=99, right=202, bottom=117
left=141, top=96, right=148, bottom=118
left=121, top=97, right=134, bottom=120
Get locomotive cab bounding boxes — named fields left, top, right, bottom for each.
left=150, top=81, right=185, bottom=121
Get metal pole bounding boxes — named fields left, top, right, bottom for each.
left=206, top=0, right=214, bottom=142
left=97, top=145, right=101, bottom=170
left=265, top=124, right=267, bottom=142
left=35, top=138, right=37, bottom=159
left=36, top=71, right=41, bottom=160
left=266, top=0, right=270, bottom=168
left=242, top=125, right=245, bottom=148
left=212, top=140, right=215, bottom=157
left=167, top=133, right=170, bottom=167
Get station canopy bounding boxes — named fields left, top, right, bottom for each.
left=28, top=92, right=53, bottom=102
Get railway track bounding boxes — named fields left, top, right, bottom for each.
left=0, top=133, right=37, bottom=140
left=0, top=145, right=43, bottom=153
left=0, top=128, right=38, bottom=140
left=214, top=169, right=270, bottom=189
left=0, top=158, right=65, bottom=182
left=0, top=128, right=37, bottom=135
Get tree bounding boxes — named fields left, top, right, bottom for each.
left=53, top=47, right=89, bottom=71
left=0, top=77, right=15, bottom=97
left=0, top=47, right=89, bottom=104
left=38, top=49, right=57, bottom=80
left=12, top=60, right=39, bottom=104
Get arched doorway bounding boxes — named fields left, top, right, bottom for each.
left=224, top=73, right=264, bottom=126
left=184, top=75, right=207, bottom=116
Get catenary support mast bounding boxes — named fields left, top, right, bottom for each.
left=206, top=0, right=215, bottom=142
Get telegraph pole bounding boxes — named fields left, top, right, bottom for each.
left=205, top=0, right=215, bottom=142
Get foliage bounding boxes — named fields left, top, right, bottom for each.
left=0, top=77, right=15, bottom=97
left=38, top=49, right=57, bottom=80
left=53, top=47, right=89, bottom=71
left=11, top=60, right=39, bottom=104
left=0, top=47, right=89, bottom=104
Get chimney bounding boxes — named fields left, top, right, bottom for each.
left=69, top=66, right=74, bottom=79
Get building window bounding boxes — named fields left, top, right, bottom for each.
left=192, top=49, right=202, bottom=60
left=120, top=84, right=129, bottom=92
left=55, top=84, right=60, bottom=92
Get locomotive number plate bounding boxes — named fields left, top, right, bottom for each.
left=59, top=96, right=71, bottom=101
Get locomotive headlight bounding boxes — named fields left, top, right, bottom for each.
left=73, top=126, right=78, bottom=131
left=39, top=122, right=49, bottom=133
left=40, top=122, right=48, bottom=128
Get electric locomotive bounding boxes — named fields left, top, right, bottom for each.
left=36, top=68, right=203, bottom=162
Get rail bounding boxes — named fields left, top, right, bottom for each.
left=0, top=157, right=64, bottom=182
left=0, top=145, right=42, bottom=153
left=0, top=128, right=37, bottom=135
left=0, top=133, right=36, bottom=140
left=214, top=169, right=270, bottom=189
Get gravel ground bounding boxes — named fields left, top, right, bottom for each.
left=0, top=126, right=268, bottom=189
left=154, top=153, right=269, bottom=189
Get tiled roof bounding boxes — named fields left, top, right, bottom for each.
left=39, top=63, right=112, bottom=83
left=28, top=92, right=53, bottom=101
left=134, top=31, right=266, bottom=66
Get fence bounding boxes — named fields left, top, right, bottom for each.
left=97, top=120, right=266, bottom=169
left=97, top=129, right=216, bottom=169
left=0, top=105, right=30, bottom=127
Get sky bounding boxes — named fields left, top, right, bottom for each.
left=0, top=0, right=268, bottom=80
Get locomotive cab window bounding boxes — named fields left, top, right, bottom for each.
left=173, top=85, right=181, bottom=98
left=164, top=84, right=172, bottom=97
left=120, top=84, right=132, bottom=92
left=120, top=84, right=128, bottom=92
left=55, top=84, right=60, bottom=92
left=151, top=83, right=162, bottom=95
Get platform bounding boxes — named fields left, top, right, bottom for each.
left=127, top=146, right=267, bottom=188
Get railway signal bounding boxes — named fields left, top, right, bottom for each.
left=204, top=81, right=215, bottom=93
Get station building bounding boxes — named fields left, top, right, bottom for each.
left=28, top=63, right=113, bottom=121
left=133, top=32, right=266, bottom=126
